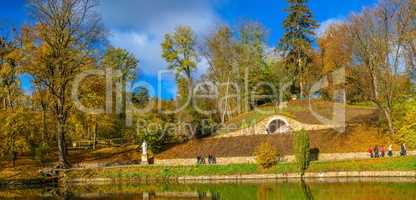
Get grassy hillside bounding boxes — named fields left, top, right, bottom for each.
left=157, top=126, right=393, bottom=159
left=158, top=100, right=390, bottom=159
left=216, top=100, right=378, bottom=135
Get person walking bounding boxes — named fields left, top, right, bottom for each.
left=374, top=146, right=380, bottom=158
left=387, top=144, right=393, bottom=157
left=400, top=144, right=407, bottom=156
left=368, top=146, right=374, bottom=158
left=380, top=146, right=385, bottom=157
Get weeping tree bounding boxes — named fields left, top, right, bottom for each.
left=293, top=129, right=311, bottom=177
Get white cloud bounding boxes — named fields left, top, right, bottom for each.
left=100, top=0, right=221, bottom=77
left=317, top=18, right=344, bottom=37
left=195, top=57, right=211, bottom=78
left=99, top=1, right=223, bottom=98
left=108, top=31, right=164, bottom=75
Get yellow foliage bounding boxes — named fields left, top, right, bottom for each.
left=254, top=141, right=278, bottom=169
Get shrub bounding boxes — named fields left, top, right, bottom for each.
left=293, top=130, right=311, bottom=176
left=393, top=98, right=416, bottom=148
left=254, top=141, right=279, bottom=169
left=34, top=143, right=50, bottom=163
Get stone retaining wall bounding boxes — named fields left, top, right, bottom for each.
left=65, top=171, right=416, bottom=185
left=154, top=151, right=416, bottom=166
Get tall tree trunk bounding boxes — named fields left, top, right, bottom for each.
left=185, top=68, right=193, bottom=108
left=383, top=109, right=394, bottom=134
left=120, top=77, right=127, bottom=137
left=42, top=108, right=47, bottom=142
left=56, top=117, right=68, bottom=168
left=93, top=119, right=98, bottom=150
left=221, top=77, right=230, bottom=124
left=299, top=79, right=304, bottom=100
left=372, top=100, right=394, bottom=134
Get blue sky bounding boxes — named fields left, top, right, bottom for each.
left=0, top=0, right=378, bottom=99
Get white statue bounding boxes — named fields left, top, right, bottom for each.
left=141, top=140, right=149, bottom=164
left=141, top=140, right=147, bottom=155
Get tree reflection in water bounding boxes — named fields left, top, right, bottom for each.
left=301, top=180, right=314, bottom=200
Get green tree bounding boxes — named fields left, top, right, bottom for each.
left=279, top=0, right=318, bottom=99
left=293, top=129, right=311, bottom=177
left=132, top=86, right=150, bottom=106
left=135, top=100, right=175, bottom=153
left=102, top=48, right=138, bottom=137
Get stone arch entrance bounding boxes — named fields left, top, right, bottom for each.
left=266, top=117, right=290, bottom=134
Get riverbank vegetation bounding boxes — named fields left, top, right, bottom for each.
left=65, top=157, right=416, bottom=180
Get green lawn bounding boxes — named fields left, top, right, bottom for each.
left=66, top=157, right=416, bottom=180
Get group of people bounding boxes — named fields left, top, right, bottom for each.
left=368, top=144, right=407, bottom=158
left=196, top=155, right=217, bottom=165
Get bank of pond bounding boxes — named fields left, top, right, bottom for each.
left=1, top=178, right=416, bottom=199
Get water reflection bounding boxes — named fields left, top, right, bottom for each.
left=301, top=180, right=314, bottom=200
left=1, top=178, right=416, bottom=199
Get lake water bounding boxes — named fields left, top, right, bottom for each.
left=1, top=178, right=416, bottom=199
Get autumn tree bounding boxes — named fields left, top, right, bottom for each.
left=205, top=26, right=238, bottom=123
left=73, top=74, right=117, bottom=149
left=394, top=98, right=416, bottom=148
left=31, top=85, right=51, bottom=143
left=279, top=0, right=318, bottom=99
left=317, top=23, right=352, bottom=100
left=205, top=24, right=270, bottom=124
left=0, top=109, right=37, bottom=166
left=236, top=23, right=268, bottom=111
left=162, top=26, right=199, bottom=137
left=24, top=0, right=104, bottom=167
left=102, top=48, right=138, bottom=137
left=162, top=26, right=198, bottom=107
left=347, top=0, right=415, bottom=133
left=0, top=34, right=22, bottom=110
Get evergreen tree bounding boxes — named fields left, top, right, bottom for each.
left=279, top=0, right=318, bottom=99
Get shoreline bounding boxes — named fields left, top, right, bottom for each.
left=64, top=171, right=416, bottom=185
left=0, top=177, right=58, bottom=189
left=2, top=156, right=415, bottom=188
left=1, top=170, right=415, bottom=188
